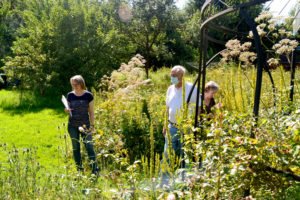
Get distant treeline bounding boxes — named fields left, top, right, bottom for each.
left=0, top=0, right=263, bottom=94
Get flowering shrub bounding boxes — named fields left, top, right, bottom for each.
left=185, top=109, right=300, bottom=199
left=221, top=39, right=257, bottom=67
left=222, top=11, right=299, bottom=69
left=254, top=11, right=298, bottom=68
left=273, top=39, right=299, bottom=57
left=250, top=11, right=293, bottom=40
left=96, top=56, right=165, bottom=162
left=102, top=54, right=147, bottom=91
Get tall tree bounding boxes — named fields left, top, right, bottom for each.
left=4, top=0, right=135, bottom=94
left=182, top=0, right=263, bottom=59
left=127, top=0, right=178, bottom=77
left=0, top=0, right=23, bottom=67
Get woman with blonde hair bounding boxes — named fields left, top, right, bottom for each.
left=65, top=75, right=99, bottom=175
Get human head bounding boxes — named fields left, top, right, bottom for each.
left=70, top=75, right=86, bottom=90
left=170, top=65, right=186, bottom=85
left=204, top=81, right=219, bottom=99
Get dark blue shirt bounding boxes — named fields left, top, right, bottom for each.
left=67, top=91, right=93, bottom=127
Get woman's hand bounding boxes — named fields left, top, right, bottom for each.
left=90, top=125, right=96, bottom=134
left=215, top=102, right=222, bottom=109
left=64, top=108, right=72, bottom=113
left=162, top=126, right=166, bottom=137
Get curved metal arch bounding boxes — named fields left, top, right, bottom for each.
left=186, top=0, right=271, bottom=130
left=200, top=0, right=269, bottom=31
left=187, top=49, right=227, bottom=104
left=242, top=8, right=264, bottom=127
left=264, top=61, right=277, bottom=107
left=207, top=23, right=249, bottom=36
left=182, top=0, right=300, bottom=192
left=207, top=15, right=277, bottom=108
left=205, top=33, right=226, bottom=45
left=201, top=0, right=213, bottom=14
left=289, top=50, right=297, bottom=103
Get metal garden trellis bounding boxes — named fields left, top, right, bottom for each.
left=184, top=0, right=300, bottom=193
left=187, top=0, right=272, bottom=135
left=187, top=0, right=300, bottom=129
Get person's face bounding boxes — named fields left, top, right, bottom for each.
left=205, top=90, right=216, bottom=99
left=71, top=80, right=81, bottom=90
left=170, top=70, right=183, bottom=82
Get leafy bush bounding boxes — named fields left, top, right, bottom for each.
left=1, top=62, right=300, bottom=199
left=92, top=59, right=300, bottom=198
left=96, top=55, right=165, bottom=161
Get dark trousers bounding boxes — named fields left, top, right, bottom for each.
left=68, top=125, right=98, bottom=173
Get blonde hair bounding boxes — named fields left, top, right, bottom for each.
left=205, top=81, right=219, bottom=92
left=70, top=75, right=86, bottom=90
left=171, top=65, right=186, bottom=75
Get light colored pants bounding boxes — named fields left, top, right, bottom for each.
left=161, top=123, right=183, bottom=186
left=163, top=123, right=182, bottom=157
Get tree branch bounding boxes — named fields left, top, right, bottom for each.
left=265, top=166, right=300, bottom=182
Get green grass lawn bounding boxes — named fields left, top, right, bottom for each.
left=0, top=90, right=70, bottom=172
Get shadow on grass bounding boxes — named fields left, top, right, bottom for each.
left=0, top=90, right=66, bottom=116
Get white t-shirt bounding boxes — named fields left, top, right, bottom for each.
left=166, top=82, right=201, bottom=123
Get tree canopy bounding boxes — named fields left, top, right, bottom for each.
left=0, top=0, right=295, bottom=94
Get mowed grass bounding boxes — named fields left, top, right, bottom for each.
left=0, top=90, right=70, bottom=172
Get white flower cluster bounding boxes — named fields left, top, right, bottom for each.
left=248, top=26, right=268, bottom=38
left=267, top=58, right=279, bottom=68
left=278, top=28, right=292, bottom=38
left=272, top=39, right=299, bottom=56
left=221, top=39, right=241, bottom=60
left=239, top=52, right=257, bottom=66
left=118, top=54, right=146, bottom=72
left=221, top=39, right=256, bottom=67
left=255, top=11, right=272, bottom=23
left=99, top=54, right=151, bottom=99
left=244, top=10, right=298, bottom=69
left=249, top=11, right=293, bottom=40
left=251, top=12, right=269, bottom=38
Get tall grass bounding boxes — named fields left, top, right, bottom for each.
left=205, top=65, right=300, bottom=113
left=0, top=66, right=300, bottom=199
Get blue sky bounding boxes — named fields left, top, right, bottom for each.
left=175, top=0, right=298, bottom=17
